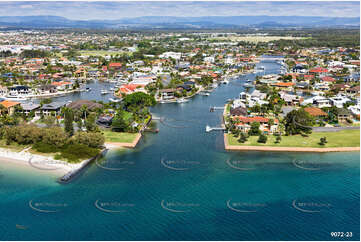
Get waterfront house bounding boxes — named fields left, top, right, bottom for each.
left=116, top=84, right=146, bottom=97
left=231, top=99, right=247, bottom=109
left=8, top=85, right=31, bottom=96
left=74, top=68, right=87, bottom=78
left=20, top=102, right=40, bottom=115
left=271, top=82, right=295, bottom=90
left=230, top=106, right=247, bottom=116
left=51, top=81, right=73, bottom=91
left=39, top=102, right=66, bottom=116
left=67, top=100, right=103, bottom=111
left=233, top=116, right=279, bottom=134
left=335, top=108, right=353, bottom=123
left=0, top=100, right=20, bottom=115
left=176, top=84, right=192, bottom=92
left=239, top=92, right=251, bottom=101
left=159, top=89, right=176, bottom=100
left=39, top=84, right=57, bottom=94
left=250, top=90, right=267, bottom=100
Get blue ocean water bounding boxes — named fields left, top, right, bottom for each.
left=0, top=57, right=359, bottom=241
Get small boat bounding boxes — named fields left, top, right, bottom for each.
left=109, top=98, right=122, bottom=103
left=243, top=83, right=254, bottom=88
left=85, top=87, right=91, bottom=92
left=4, top=96, right=28, bottom=101
left=212, top=83, right=218, bottom=88
left=177, top=98, right=189, bottom=103
left=199, top=92, right=210, bottom=96
left=16, top=224, right=27, bottom=230
left=101, top=90, right=109, bottom=95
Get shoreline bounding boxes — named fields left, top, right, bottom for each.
left=2, top=89, right=81, bottom=101
left=0, top=147, right=74, bottom=176
left=0, top=147, right=103, bottom=179
left=104, top=133, right=142, bottom=149
left=224, top=133, right=360, bottom=153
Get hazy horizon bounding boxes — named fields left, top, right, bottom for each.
left=0, top=1, right=359, bottom=21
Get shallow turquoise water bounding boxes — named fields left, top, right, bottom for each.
left=0, top=57, right=359, bottom=241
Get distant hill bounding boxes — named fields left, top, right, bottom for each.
left=0, top=15, right=358, bottom=29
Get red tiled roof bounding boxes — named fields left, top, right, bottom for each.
left=233, top=116, right=279, bottom=124
left=273, top=82, right=295, bottom=87
left=321, top=76, right=336, bottom=82
left=51, top=81, right=72, bottom=86
left=0, top=100, right=20, bottom=108
left=309, top=67, right=328, bottom=73
left=109, top=63, right=122, bottom=67
left=304, top=107, right=327, bottom=117
left=304, top=75, right=314, bottom=80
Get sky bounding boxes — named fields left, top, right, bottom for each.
left=0, top=1, right=359, bottom=20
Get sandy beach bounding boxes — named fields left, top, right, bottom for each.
left=0, top=147, right=83, bottom=176
left=224, top=134, right=360, bottom=153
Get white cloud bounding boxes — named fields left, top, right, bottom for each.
left=19, top=4, right=33, bottom=9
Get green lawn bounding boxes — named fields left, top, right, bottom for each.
left=227, top=129, right=360, bottom=148
left=79, top=50, right=132, bottom=57
left=102, top=130, right=138, bottom=143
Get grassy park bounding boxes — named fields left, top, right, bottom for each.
left=227, top=129, right=360, bottom=148
left=102, top=130, right=139, bottom=143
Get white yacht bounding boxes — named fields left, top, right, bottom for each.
left=4, top=96, right=29, bottom=101
left=199, top=92, right=210, bottom=96
left=243, top=83, right=254, bottom=88
left=177, top=98, right=189, bottom=103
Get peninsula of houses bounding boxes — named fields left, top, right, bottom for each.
left=0, top=29, right=358, bottom=174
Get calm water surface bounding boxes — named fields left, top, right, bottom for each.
left=0, top=57, right=359, bottom=241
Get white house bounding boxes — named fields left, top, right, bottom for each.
left=159, top=52, right=182, bottom=60
left=330, top=95, right=351, bottom=108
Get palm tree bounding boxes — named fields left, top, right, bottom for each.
left=80, top=105, right=88, bottom=119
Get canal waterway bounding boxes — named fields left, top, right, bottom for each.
left=0, top=56, right=359, bottom=241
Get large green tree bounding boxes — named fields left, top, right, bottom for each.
left=122, top=92, right=156, bottom=114
left=284, top=109, right=313, bottom=135
left=63, top=107, right=74, bottom=136
left=111, top=110, right=132, bottom=132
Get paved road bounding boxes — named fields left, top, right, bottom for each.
left=313, top=126, right=360, bottom=132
